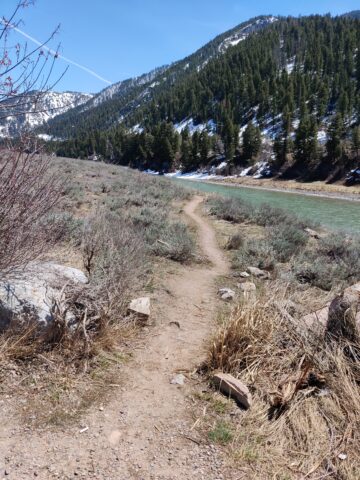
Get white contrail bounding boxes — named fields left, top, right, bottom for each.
left=7, top=23, right=112, bottom=85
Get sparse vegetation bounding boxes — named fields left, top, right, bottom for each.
left=0, top=158, right=194, bottom=424
left=200, top=193, right=360, bottom=478
left=204, top=297, right=360, bottom=479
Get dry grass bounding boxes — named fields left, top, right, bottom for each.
left=202, top=292, right=360, bottom=479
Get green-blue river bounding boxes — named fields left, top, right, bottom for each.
left=174, top=179, right=360, bottom=233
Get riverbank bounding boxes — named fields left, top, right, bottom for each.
left=206, top=176, right=360, bottom=202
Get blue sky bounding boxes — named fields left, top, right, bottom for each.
left=2, top=0, right=359, bottom=93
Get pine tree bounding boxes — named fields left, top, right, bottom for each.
left=351, top=126, right=360, bottom=158
left=199, top=131, right=210, bottom=165
left=294, top=114, right=318, bottom=164
left=242, top=122, right=262, bottom=161
left=326, top=113, right=345, bottom=161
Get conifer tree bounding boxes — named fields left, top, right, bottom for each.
left=242, top=122, right=262, bottom=161
left=326, top=113, right=345, bottom=161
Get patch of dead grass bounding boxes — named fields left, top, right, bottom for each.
left=200, top=292, right=360, bottom=479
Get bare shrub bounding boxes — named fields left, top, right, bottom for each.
left=0, top=145, right=62, bottom=276
left=226, top=233, right=244, bottom=250
left=0, top=210, right=147, bottom=366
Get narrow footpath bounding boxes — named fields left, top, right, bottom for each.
left=1, top=196, right=233, bottom=480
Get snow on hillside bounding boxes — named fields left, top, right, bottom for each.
left=174, top=118, right=216, bottom=134
left=0, top=91, right=92, bottom=138
left=218, top=16, right=278, bottom=53
left=90, top=66, right=168, bottom=108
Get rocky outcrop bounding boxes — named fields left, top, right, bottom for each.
left=0, top=262, right=88, bottom=331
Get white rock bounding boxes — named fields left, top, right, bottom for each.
left=170, top=374, right=185, bottom=385
left=213, top=372, right=252, bottom=409
left=239, top=271, right=250, bottom=278
left=304, top=227, right=321, bottom=239
left=0, top=262, right=88, bottom=330
left=128, top=297, right=151, bottom=317
left=218, top=288, right=235, bottom=301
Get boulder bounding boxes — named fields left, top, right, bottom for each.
left=218, top=288, right=236, bottom=301
left=213, top=372, right=252, bottom=409
left=0, top=262, right=88, bottom=331
left=301, top=282, right=360, bottom=338
left=247, top=266, right=269, bottom=279
left=128, top=297, right=151, bottom=319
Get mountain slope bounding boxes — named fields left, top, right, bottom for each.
left=53, top=14, right=360, bottom=182
left=0, top=91, right=92, bottom=138
left=41, top=16, right=278, bottom=139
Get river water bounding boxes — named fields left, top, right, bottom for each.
left=174, top=179, right=360, bottom=233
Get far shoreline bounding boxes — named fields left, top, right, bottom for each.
left=175, top=177, right=360, bottom=203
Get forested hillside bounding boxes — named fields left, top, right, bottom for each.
left=50, top=14, right=360, bottom=181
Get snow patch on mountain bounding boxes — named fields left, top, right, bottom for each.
left=218, top=16, right=278, bottom=53
left=174, top=118, right=216, bottom=135
left=0, top=91, right=92, bottom=138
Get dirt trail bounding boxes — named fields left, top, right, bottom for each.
left=0, top=196, right=232, bottom=480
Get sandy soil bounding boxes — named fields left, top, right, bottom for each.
left=0, top=196, right=237, bottom=480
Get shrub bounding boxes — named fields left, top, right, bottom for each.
left=293, top=233, right=360, bottom=291
left=232, top=239, right=276, bottom=271
left=0, top=149, right=62, bottom=276
left=254, top=203, right=315, bottom=230
left=268, top=223, right=308, bottom=262
left=207, top=196, right=253, bottom=223
left=226, top=233, right=244, bottom=250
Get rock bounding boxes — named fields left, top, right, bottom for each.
left=0, top=262, right=88, bottom=330
left=301, top=282, right=360, bottom=337
left=304, top=227, right=321, bottom=239
left=128, top=297, right=151, bottom=319
left=326, top=293, right=359, bottom=343
left=218, top=288, right=235, bottom=301
left=213, top=372, right=252, bottom=409
left=302, top=305, right=330, bottom=330
left=170, top=374, right=185, bottom=385
left=239, top=271, right=250, bottom=278
left=247, top=266, right=269, bottom=279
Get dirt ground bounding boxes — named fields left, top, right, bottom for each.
left=0, top=196, right=240, bottom=480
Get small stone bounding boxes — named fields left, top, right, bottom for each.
left=247, top=266, right=269, bottom=278
left=218, top=288, right=235, bottom=301
left=304, top=227, right=321, bottom=239
left=170, top=374, right=186, bottom=385
left=239, top=271, right=250, bottom=278
left=213, top=372, right=252, bottom=409
left=128, top=297, right=151, bottom=319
